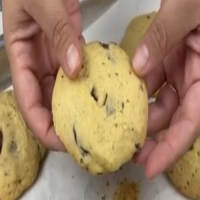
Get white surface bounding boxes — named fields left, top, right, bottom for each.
left=3, top=1, right=190, bottom=200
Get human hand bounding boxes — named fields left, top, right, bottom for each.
left=132, top=0, right=200, bottom=179
left=2, top=0, right=84, bottom=151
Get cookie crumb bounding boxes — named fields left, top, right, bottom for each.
left=112, top=178, right=139, bottom=200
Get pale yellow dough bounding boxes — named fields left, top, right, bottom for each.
left=167, top=137, right=200, bottom=199
left=0, top=90, right=46, bottom=200
left=52, top=41, right=148, bottom=175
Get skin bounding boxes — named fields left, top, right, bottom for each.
left=133, top=0, right=200, bottom=179
left=2, top=0, right=84, bottom=151
left=2, top=0, right=200, bottom=179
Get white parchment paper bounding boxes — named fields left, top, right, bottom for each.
left=6, top=0, right=191, bottom=199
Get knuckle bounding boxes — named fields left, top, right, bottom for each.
left=52, top=18, right=72, bottom=51
left=150, top=20, right=168, bottom=52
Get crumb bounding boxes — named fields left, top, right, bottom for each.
left=102, top=195, right=106, bottom=200
left=72, top=175, right=74, bottom=179
left=112, top=178, right=139, bottom=200
left=106, top=181, right=110, bottom=191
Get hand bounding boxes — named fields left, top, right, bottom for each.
left=2, top=0, right=84, bottom=151
left=132, top=0, right=200, bottom=179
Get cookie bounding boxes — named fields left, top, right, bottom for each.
left=0, top=90, right=46, bottom=200
left=120, top=11, right=157, bottom=58
left=0, top=91, right=46, bottom=160
left=167, top=137, right=200, bottom=199
left=52, top=41, right=148, bottom=175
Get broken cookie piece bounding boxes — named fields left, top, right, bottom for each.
left=52, top=41, right=148, bottom=175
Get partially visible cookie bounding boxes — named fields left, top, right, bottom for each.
left=0, top=90, right=46, bottom=200
left=0, top=90, right=46, bottom=160
left=120, top=11, right=157, bottom=58
left=167, top=137, right=200, bottom=199
left=52, top=41, right=148, bottom=175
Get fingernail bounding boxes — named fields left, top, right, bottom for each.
left=66, top=44, right=80, bottom=75
left=132, top=44, right=149, bottom=73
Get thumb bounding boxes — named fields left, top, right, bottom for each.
left=132, top=0, right=200, bottom=77
left=25, top=0, right=83, bottom=78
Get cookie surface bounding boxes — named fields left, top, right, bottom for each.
left=0, top=90, right=46, bottom=200
left=167, top=137, right=200, bottom=199
left=52, top=41, right=148, bottom=175
left=120, top=11, right=157, bottom=58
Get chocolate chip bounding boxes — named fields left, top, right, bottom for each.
left=103, top=94, right=108, bottom=106
left=9, top=140, right=17, bottom=153
left=107, top=55, right=111, bottom=61
left=80, top=146, right=90, bottom=157
left=91, top=87, right=98, bottom=102
left=100, top=42, right=109, bottom=49
left=135, top=143, right=141, bottom=152
left=121, top=102, right=125, bottom=112
left=146, top=15, right=150, bottom=19
left=4, top=172, right=8, bottom=176
left=61, top=75, right=64, bottom=79
left=189, top=144, right=194, bottom=151
left=139, top=83, right=144, bottom=92
left=73, top=126, right=78, bottom=145
left=97, top=172, right=103, bottom=175
left=0, top=129, right=2, bottom=153
left=73, top=126, right=90, bottom=157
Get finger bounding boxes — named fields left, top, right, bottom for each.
left=160, top=0, right=166, bottom=7
left=13, top=62, right=66, bottom=151
left=134, top=139, right=156, bottom=165
left=148, top=84, right=179, bottom=135
left=7, top=34, right=66, bottom=151
left=132, top=0, right=200, bottom=77
left=186, top=32, right=200, bottom=53
left=145, top=82, right=200, bottom=179
left=144, top=62, right=165, bottom=97
left=24, top=0, right=83, bottom=78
